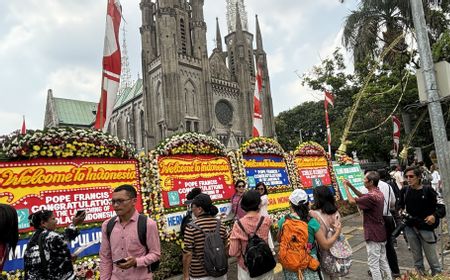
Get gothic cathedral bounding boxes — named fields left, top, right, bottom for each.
left=110, top=0, right=275, bottom=150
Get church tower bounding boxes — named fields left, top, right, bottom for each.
left=132, top=0, right=275, bottom=150
left=140, top=0, right=212, bottom=147
left=225, top=4, right=255, bottom=137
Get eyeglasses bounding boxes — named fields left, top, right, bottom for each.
left=236, top=185, right=246, bottom=189
left=405, top=175, right=416, bottom=179
left=111, top=198, right=132, bottom=205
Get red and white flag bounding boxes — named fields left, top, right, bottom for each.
left=94, top=0, right=122, bottom=131
left=252, top=64, right=263, bottom=137
left=325, top=91, right=334, bottom=109
left=393, top=115, right=401, bottom=157
left=21, top=115, right=26, bottom=135
left=324, top=91, right=334, bottom=155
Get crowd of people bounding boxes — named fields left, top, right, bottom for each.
left=0, top=163, right=447, bottom=280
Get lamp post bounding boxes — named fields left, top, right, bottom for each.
left=294, top=128, right=303, bottom=145
left=410, top=0, right=450, bottom=236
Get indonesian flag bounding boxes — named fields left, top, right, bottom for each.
left=252, top=64, right=263, bottom=137
left=325, top=91, right=334, bottom=109
left=324, top=91, right=334, bottom=155
left=21, top=115, right=26, bottom=135
left=94, top=0, right=122, bottom=131
left=393, top=115, right=401, bottom=156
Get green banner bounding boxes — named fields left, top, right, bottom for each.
left=333, top=163, right=367, bottom=200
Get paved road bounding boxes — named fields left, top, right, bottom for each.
left=170, top=213, right=449, bottom=279
left=234, top=213, right=449, bottom=280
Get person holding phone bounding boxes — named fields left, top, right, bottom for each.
left=100, top=184, right=160, bottom=280
left=23, top=209, right=85, bottom=280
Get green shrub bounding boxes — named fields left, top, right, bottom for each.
left=153, top=241, right=183, bottom=280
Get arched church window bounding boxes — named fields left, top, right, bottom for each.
left=156, top=82, right=163, bottom=120
left=126, top=115, right=132, bottom=143
left=180, top=18, right=187, bottom=54
left=117, top=117, right=124, bottom=140
left=184, top=81, right=197, bottom=117
left=248, top=50, right=254, bottom=76
left=230, top=51, right=235, bottom=76
left=140, top=111, right=145, bottom=149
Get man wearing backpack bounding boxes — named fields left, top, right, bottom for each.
left=229, top=190, right=276, bottom=279
left=343, top=171, right=392, bottom=280
left=397, top=166, right=444, bottom=276
left=183, top=193, right=228, bottom=280
left=100, top=185, right=161, bottom=280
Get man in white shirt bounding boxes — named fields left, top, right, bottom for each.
left=390, top=166, right=404, bottom=191
left=378, top=169, right=400, bottom=278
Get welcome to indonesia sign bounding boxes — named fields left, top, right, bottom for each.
left=3, top=227, right=102, bottom=271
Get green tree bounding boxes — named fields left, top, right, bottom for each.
left=275, top=101, right=327, bottom=151
left=299, top=49, right=430, bottom=162
left=342, top=0, right=449, bottom=67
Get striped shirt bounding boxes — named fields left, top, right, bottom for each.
left=183, top=216, right=228, bottom=278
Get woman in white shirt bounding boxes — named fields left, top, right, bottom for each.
left=256, top=182, right=275, bottom=253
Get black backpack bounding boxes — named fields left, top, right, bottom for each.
left=180, top=210, right=193, bottom=237
left=106, top=214, right=160, bottom=272
left=189, top=220, right=228, bottom=277
left=236, top=216, right=276, bottom=278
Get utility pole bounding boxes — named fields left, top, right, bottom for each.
left=410, top=0, right=450, bottom=234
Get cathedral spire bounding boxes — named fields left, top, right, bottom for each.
left=215, top=17, right=223, bottom=51
left=255, top=15, right=264, bottom=51
left=234, top=2, right=246, bottom=45
left=226, top=0, right=248, bottom=33
left=119, top=24, right=132, bottom=94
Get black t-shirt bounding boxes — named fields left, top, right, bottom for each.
left=398, top=186, right=437, bottom=230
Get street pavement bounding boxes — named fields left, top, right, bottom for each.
left=170, top=213, right=450, bottom=280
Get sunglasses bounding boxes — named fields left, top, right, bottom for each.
left=236, top=185, right=246, bottom=189
left=405, top=175, right=416, bottom=179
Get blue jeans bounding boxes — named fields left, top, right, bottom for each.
left=404, top=226, right=442, bottom=275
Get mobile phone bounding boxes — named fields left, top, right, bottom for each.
left=75, top=210, right=86, bottom=217
left=113, top=258, right=127, bottom=265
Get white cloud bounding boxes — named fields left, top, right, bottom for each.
left=267, top=48, right=286, bottom=75
left=0, top=0, right=359, bottom=135
left=42, top=67, right=101, bottom=101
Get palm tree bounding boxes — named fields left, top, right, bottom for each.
left=342, top=0, right=448, bottom=67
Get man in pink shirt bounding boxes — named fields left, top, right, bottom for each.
left=100, top=185, right=160, bottom=280
left=343, top=171, right=392, bottom=280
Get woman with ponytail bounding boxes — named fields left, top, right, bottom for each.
left=310, top=186, right=343, bottom=280
left=24, top=210, right=85, bottom=280
left=277, top=189, right=321, bottom=280
left=182, top=193, right=228, bottom=279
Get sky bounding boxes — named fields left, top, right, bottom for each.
left=0, top=0, right=358, bottom=136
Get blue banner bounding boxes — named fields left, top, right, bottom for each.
left=243, top=155, right=290, bottom=189
left=4, top=227, right=102, bottom=271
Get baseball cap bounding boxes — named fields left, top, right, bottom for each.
left=289, top=189, right=308, bottom=206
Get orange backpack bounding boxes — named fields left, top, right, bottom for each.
left=278, top=215, right=320, bottom=272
